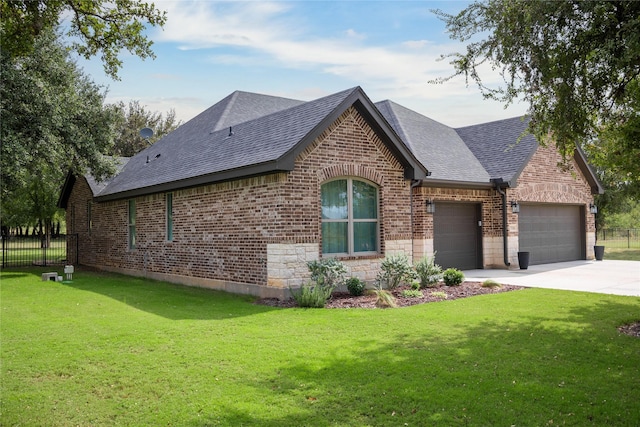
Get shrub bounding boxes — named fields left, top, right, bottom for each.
left=411, top=280, right=421, bottom=290
left=375, top=254, right=416, bottom=290
left=430, top=291, right=448, bottom=299
left=290, top=281, right=333, bottom=308
left=345, top=277, right=366, bottom=296
left=373, top=286, right=397, bottom=308
left=414, top=254, right=443, bottom=288
left=482, top=279, right=502, bottom=288
left=401, top=289, right=423, bottom=298
left=307, top=258, right=347, bottom=289
left=442, top=268, right=464, bottom=286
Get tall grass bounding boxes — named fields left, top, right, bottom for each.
left=2, top=268, right=639, bottom=426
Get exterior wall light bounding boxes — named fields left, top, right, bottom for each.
left=589, top=203, right=598, bottom=214
left=511, top=201, right=520, bottom=214
left=425, top=199, right=435, bottom=214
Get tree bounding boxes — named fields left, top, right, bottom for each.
left=0, top=0, right=166, bottom=78
left=433, top=1, right=640, bottom=176
left=0, top=30, right=119, bottom=232
left=111, top=100, right=181, bottom=157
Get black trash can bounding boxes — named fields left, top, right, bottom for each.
left=594, top=245, right=605, bottom=261
left=517, top=251, right=530, bottom=270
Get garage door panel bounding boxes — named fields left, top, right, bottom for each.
left=434, top=203, right=482, bottom=270
left=519, top=205, right=584, bottom=265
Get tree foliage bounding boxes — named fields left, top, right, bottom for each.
left=111, top=100, right=181, bottom=157
left=0, top=30, right=119, bottom=232
left=433, top=1, right=640, bottom=173
left=0, top=0, right=166, bottom=78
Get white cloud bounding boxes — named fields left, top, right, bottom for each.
left=146, top=1, right=527, bottom=125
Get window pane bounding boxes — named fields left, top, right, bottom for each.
left=352, top=181, right=377, bottom=219
left=166, top=193, right=173, bottom=241
left=129, top=226, right=136, bottom=249
left=321, top=180, right=347, bottom=219
left=354, top=222, right=377, bottom=252
left=128, top=200, right=136, bottom=225
left=322, top=222, right=347, bottom=253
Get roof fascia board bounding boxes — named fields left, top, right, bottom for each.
left=95, top=160, right=293, bottom=202
left=57, top=171, right=76, bottom=208
left=507, top=139, right=539, bottom=185
left=573, top=146, right=604, bottom=194
left=281, top=87, right=428, bottom=181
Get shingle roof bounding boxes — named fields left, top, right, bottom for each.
left=455, top=116, right=538, bottom=184
left=95, top=87, right=426, bottom=201
left=376, top=100, right=490, bottom=183
left=64, top=87, right=601, bottom=205
left=207, top=90, right=305, bottom=132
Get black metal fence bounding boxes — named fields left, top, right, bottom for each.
left=1, top=234, right=77, bottom=268
left=597, top=228, right=640, bottom=249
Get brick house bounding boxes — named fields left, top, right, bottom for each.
left=59, top=87, right=602, bottom=298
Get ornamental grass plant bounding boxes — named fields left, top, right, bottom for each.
left=2, top=268, right=639, bottom=426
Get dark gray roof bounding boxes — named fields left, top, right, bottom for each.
left=86, top=157, right=130, bottom=195
left=206, top=90, right=305, bottom=132
left=455, top=116, right=537, bottom=185
left=376, top=100, right=490, bottom=183
left=95, top=87, right=427, bottom=201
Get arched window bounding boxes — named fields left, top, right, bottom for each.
left=321, top=178, right=379, bottom=255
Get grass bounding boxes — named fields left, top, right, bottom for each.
left=2, top=268, right=639, bottom=426
left=600, top=247, right=640, bottom=261
left=1, top=237, right=67, bottom=266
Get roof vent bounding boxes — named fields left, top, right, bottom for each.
left=228, top=126, right=234, bottom=137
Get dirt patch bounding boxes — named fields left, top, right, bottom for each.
left=256, top=281, right=525, bottom=309
left=619, top=321, right=640, bottom=338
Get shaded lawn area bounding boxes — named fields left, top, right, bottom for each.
left=601, top=247, right=640, bottom=261
left=1, top=268, right=639, bottom=426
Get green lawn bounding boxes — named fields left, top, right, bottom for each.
left=601, top=247, right=640, bottom=261
left=2, top=268, right=639, bottom=426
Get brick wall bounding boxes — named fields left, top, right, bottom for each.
left=510, top=144, right=597, bottom=261
left=409, top=144, right=597, bottom=268
left=68, top=106, right=413, bottom=297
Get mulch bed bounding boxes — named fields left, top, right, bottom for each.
left=256, top=281, right=525, bottom=309
left=257, top=282, right=640, bottom=339
left=619, top=321, right=640, bottom=338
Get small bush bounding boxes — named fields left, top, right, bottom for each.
left=375, top=254, right=416, bottom=290
left=430, top=291, right=448, bottom=299
left=442, top=268, right=464, bottom=286
left=401, top=289, right=423, bottom=298
left=345, top=277, right=366, bottom=296
left=414, top=254, right=443, bottom=288
left=373, top=288, right=397, bottom=308
left=411, top=280, right=421, bottom=290
left=290, top=281, right=333, bottom=308
left=307, top=258, right=347, bottom=289
left=482, top=279, right=502, bottom=288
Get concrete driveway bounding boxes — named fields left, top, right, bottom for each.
left=464, top=260, right=640, bottom=297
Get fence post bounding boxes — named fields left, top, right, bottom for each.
left=629, top=229, right=631, bottom=249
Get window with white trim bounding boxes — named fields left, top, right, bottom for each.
left=321, top=178, right=379, bottom=255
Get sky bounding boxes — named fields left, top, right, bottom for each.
left=74, top=0, right=528, bottom=128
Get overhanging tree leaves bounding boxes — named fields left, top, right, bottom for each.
left=433, top=0, right=640, bottom=172
left=111, top=100, right=181, bottom=157
left=0, top=0, right=166, bottom=78
left=0, top=30, right=119, bottom=232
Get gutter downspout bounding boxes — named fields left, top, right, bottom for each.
left=492, top=179, right=511, bottom=267
left=410, top=179, right=423, bottom=261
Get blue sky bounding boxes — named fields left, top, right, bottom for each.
left=74, top=1, right=527, bottom=128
